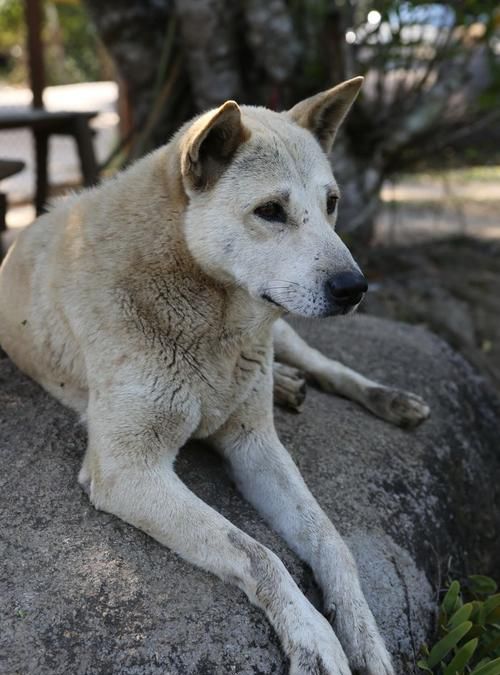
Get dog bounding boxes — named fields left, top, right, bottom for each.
left=0, top=77, right=429, bottom=674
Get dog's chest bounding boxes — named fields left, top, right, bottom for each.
left=122, top=274, right=273, bottom=437
left=192, top=337, right=271, bottom=438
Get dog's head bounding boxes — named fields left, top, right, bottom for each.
left=180, top=77, right=367, bottom=318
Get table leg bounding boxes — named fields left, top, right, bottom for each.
left=34, top=129, right=49, bottom=215
left=0, top=192, right=6, bottom=262
left=73, top=117, right=99, bottom=187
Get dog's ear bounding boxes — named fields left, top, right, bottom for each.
left=181, top=101, right=249, bottom=190
left=287, top=76, right=363, bottom=153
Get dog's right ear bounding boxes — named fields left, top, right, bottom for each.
left=181, top=101, right=249, bottom=191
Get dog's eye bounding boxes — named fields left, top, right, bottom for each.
left=254, top=202, right=287, bottom=224
left=326, top=194, right=338, bottom=215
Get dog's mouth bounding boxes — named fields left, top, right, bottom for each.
left=261, top=293, right=285, bottom=310
left=331, top=293, right=364, bottom=315
left=260, top=290, right=364, bottom=317
left=332, top=301, right=360, bottom=316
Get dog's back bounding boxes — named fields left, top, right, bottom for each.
left=0, top=149, right=169, bottom=412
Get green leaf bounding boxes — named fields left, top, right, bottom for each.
left=441, top=580, right=460, bottom=616
left=471, top=656, right=500, bottom=675
left=420, top=642, right=429, bottom=657
left=443, top=638, right=478, bottom=675
left=440, top=609, right=450, bottom=629
left=427, top=622, right=473, bottom=668
left=449, top=604, right=474, bottom=630
left=443, top=581, right=462, bottom=615
left=420, top=644, right=430, bottom=657
left=469, top=577, right=498, bottom=596
left=478, top=633, right=500, bottom=659
left=477, top=659, right=493, bottom=668
left=487, top=608, right=500, bottom=625
left=467, top=624, right=486, bottom=640
left=470, top=601, right=485, bottom=624
left=483, top=596, right=500, bottom=624
left=417, top=659, right=433, bottom=672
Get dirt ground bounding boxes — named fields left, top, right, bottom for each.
left=377, top=168, right=500, bottom=243
left=363, top=169, right=500, bottom=396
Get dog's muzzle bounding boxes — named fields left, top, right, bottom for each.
left=326, top=270, right=368, bottom=312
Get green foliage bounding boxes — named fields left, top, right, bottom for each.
left=418, top=576, right=500, bottom=675
left=0, top=0, right=104, bottom=85
left=0, top=0, right=24, bottom=46
left=0, top=0, right=27, bottom=83
left=45, top=1, right=103, bottom=84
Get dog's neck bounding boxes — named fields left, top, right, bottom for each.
left=220, top=284, right=281, bottom=343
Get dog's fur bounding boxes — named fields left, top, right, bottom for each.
left=0, top=78, right=429, bottom=674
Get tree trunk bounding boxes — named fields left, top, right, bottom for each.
left=84, top=0, right=498, bottom=244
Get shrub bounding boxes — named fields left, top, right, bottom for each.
left=418, top=576, right=500, bottom=675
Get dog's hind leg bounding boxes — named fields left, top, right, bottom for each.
left=273, top=319, right=430, bottom=427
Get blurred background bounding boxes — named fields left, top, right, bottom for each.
left=0, top=0, right=499, bottom=389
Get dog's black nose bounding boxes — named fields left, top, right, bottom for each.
left=327, top=270, right=368, bottom=306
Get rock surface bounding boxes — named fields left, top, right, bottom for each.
left=359, top=236, right=500, bottom=395
left=1, top=314, right=499, bottom=675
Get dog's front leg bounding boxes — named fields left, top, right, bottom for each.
left=273, top=320, right=430, bottom=427
left=83, top=392, right=351, bottom=675
left=212, top=394, right=394, bottom=675
left=273, top=319, right=429, bottom=427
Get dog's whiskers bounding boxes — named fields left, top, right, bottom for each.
left=263, top=288, right=297, bottom=294
left=274, top=279, right=302, bottom=287
left=271, top=287, right=295, bottom=293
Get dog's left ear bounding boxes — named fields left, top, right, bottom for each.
left=181, top=101, right=249, bottom=190
left=288, top=76, right=363, bottom=153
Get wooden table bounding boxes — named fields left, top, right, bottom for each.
left=0, top=158, right=25, bottom=261
left=0, top=109, right=99, bottom=215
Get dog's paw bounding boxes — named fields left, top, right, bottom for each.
left=78, top=462, right=91, bottom=496
left=289, top=648, right=351, bottom=675
left=288, top=634, right=352, bottom=674
left=366, top=386, right=430, bottom=428
left=273, top=362, right=307, bottom=412
left=347, top=640, right=394, bottom=675
left=325, top=602, right=394, bottom=675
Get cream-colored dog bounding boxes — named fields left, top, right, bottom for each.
left=0, top=77, right=429, bottom=674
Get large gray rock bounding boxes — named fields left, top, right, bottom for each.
left=1, top=315, right=499, bottom=675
